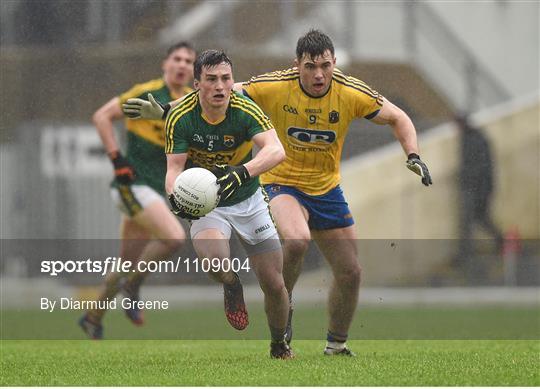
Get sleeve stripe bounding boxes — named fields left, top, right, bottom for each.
left=332, top=72, right=379, bottom=98
left=246, top=75, right=299, bottom=84
left=332, top=75, right=378, bottom=99
left=364, top=109, right=380, bottom=120
left=231, top=102, right=272, bottom=131
left=246, top=69, right=299, bottom=84
left=167, top=91, right=197, bottom=121
left=250, top=71, right=298, bottom=80
left=165, top=94, right=196, bottom=130
left=231, top=93, right=266, bottom=117
left=165, top=96, right=198, bottom=153
left=248, top=68, right=298, bottom=80
left=231, top=94, right=273, bottom=130
left=333, top=72, right=377, bottom=93
left=166, top=95, right=197, bottom=153
left=231, top=93, right=267, bottom=117
left=332, top=77, right=382, bottom=104
left=166, top=101, right=197, bottom=153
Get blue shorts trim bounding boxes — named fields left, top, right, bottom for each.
left=263, top=184, right=354, bottom=230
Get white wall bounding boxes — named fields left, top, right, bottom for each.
left=349, top=2, right=407, bottom=61
left=270, top=1, right=538, bottom=108
left=339, top=94, right=539, bottom=284
left=428, top=1, right=539, bottom=98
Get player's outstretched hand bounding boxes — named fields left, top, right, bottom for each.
left=406, top=153, right=432, bottom=186
left=168, top=194, right=200, bottom=220
left=109, top=151, right=136, bottom=185
left=122, top=93, right=170, bottom=120
left=214, top=164, right=250, bottom=201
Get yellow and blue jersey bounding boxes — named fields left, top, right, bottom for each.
left=243, top=68, right=383, bottom=195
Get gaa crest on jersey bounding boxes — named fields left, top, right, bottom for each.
left=223, top=135, right=235, bottom=148
left=329, top=110, right=340, bottom=123
left=282, top=105, right=298, bottom=115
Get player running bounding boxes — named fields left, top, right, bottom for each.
left=78, top=42, right=196, bottom=339
left=165, top=50, right=292, bottom=359
left=124, top=30, right=432, bottom=356
left=241, top=30, right=431, bottom=356
left=240, top=30, right=431, bottom=356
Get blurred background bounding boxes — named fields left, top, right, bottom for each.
left=0, top=0, right=538, bottom=338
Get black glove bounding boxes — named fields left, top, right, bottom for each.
left=109, top=151, right=136, bottom=185
left=160, top=102, right=171, bottom=119
left=214, top=164, right=251, bottom=201
left=168, top=194, right=200, bottom=220
left=406, top=153, right=432, bottom=186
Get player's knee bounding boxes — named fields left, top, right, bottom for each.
left=259, top=275, right=287, bottom=297
left=337, top=263, right=362, bottom=288
left=283, top=238, right=309, bottom=260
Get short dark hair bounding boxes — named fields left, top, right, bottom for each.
left=165, top=41, right=196, bottom=58
left=296, top=29, right=335, bottom=61
left=194, top=49, right=233, bottom=80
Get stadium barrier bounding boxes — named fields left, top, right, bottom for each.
left=340, top=92, right=539, bottom=284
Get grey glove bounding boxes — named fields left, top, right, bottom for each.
left=406, top=153, right=432, bottom=186
left=122, top=93, right=170, bottom=120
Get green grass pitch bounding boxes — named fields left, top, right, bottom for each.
left=1, top=305, right=539, bottom=385
left=1, top=340, right=538, bottom=386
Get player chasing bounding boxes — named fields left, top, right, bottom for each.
left=240, top=30, right=431, bottom=356
left=124, top=30, right=432, bottom=357
left=239, top=30, right=431, bottom=356
left=78, top=42, right=196, bottom=339
left=163, top=50, right=293, bottom=359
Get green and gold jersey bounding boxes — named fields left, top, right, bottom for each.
left=165, top=90, right=274, bottom=207
left=117, top=79, right=192, bottom=195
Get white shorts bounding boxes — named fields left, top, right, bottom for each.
left=190, top=188, right=281, bottom=254
left=110, top=185, right=166, bottom=217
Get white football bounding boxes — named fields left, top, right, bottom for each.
left=173, top=168, right=220, bottom=217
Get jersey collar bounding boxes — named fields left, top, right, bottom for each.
left=298, top=78, right=332, bottom=99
